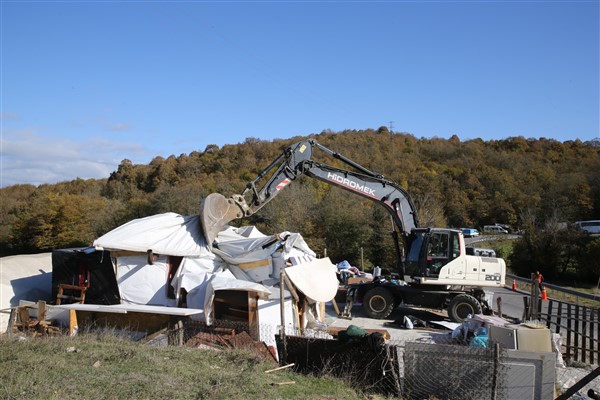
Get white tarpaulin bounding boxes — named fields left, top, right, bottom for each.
left=285, top=257, right=339, bottom=302
left=211, top=226, right=316, bottom=284
left=93, top=213, right=211, bottom=257
left=0, top=253, right=53, bottom=332
left=213, top=226, right=315, bottom=263
left=171, top=255, right=226, bottom=310
left=116, top=255, right=176, bottom=306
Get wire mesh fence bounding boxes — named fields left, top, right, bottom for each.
left=152, top=318, right=593, bottom=399
left=402, top=342, right=506, bottom=400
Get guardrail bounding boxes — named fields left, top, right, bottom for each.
left=507, top=273, right=600, bottom=304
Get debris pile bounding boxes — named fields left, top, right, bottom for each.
left=186, top=328, right=277, bottom=363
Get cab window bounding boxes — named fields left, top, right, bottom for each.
left=427, top=232, right=450, bottom=275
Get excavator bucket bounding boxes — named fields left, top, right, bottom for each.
left=199, top=193, right=244, bottom=245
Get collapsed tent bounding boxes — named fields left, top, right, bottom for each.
left=50, top=212, right=339, bottom=337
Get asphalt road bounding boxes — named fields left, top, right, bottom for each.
left=488, top=286, right=552, bottom=322
left=487, top=286, right=527, bottom=320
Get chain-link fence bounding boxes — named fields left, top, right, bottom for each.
left=402, top=341, right=506, bottom=400
left=159, top=318, right=578, bottom=399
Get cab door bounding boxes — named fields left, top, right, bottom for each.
left=428, top=231, right=466, bottom=280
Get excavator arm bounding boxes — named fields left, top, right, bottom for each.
left=200, top=139, right=419, bottom=246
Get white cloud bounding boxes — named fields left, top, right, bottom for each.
left=0, top=131, right=149, bottom=187
left=107, top=123, right=133, bottom=132
left=0, top=112, right=20, bottom=121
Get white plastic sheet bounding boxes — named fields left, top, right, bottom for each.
left=116, top=255, right=176, bottom=306
left=284, top=257, right=339, bottom=303
left=94, top=213, right=211, bottom=256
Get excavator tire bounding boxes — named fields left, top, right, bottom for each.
left=363, top=287, right=396, bottom=319
left=447, top=294, right=482, bottom=322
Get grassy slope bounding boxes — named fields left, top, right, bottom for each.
left=0, top=333, right=365, bottom=400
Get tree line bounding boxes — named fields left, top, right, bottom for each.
left=2, top=129, right=599, bottom=283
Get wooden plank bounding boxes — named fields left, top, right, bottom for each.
left=37, top=301, right=46, bottom=322
left=17, top=306, right=29, bottom=325
left=331, top=298, right=341, bottom=316
left=248, top=293, right=259, bottom=341
left=319, top=302, right=325, bottom=322
left=282, top=273, right=299, bottom=304
left=265, top=363, right=295, bottom=373
left=347, top=277, right=373, bottom=285
left=6, top=308, right=17, bottom=333
left=69, top=309, right=78, bottom=336
left=270, top=381, right=295, bottom=386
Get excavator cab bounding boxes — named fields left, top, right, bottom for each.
left=404, top=228, right=462, bottom=278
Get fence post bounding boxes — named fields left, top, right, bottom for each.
left=530, top=273, right=539, bottom=320
left=280, top=268, right=287, bottom=363
left=591, top=309, right=597, bottom=365
left=583, top=306, right=588, bottom=364
left=496, top=297, right=502, bottom=318
left=556, top=301, right=563, bottom=335
left=545, top=299, right=553, bottom=329
left=566, top=304, right=572, bottom=362
left=491, top=343, right=500, bottom=400
left=575, top=305, right=581, bottom=362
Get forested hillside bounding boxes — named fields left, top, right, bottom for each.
left=2, top=129, right=599, bottom=281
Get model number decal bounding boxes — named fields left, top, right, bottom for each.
left=485, top=274, right=501, bottom=281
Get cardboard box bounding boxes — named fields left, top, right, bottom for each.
left=347, top=277, right=373, bottom=285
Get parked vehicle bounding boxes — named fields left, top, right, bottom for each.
left=483, top=225, right=509, bottom=234
left=200, top=139, right=506, bottom=322
left=462, top=228, right=480, bottom=238
left=575, top=220, right=600, bottom=235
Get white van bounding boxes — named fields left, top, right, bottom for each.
left=483, top=225, right=509, bottom=234
left=575, top=220, right=600, bottom=235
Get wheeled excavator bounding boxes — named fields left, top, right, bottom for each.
left=199, top=139, right=506, bottom=322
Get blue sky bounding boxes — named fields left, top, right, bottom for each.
left=1, top=1, right=598, bottom=187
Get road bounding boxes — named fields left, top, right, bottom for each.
left=488, top=286, right=527, bottom=320
left=488, top=286, right=551, bottom=322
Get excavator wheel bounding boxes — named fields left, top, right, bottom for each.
left=363, top=287, right=396, bottom=319
left=447, top=294, right=482, bottom=323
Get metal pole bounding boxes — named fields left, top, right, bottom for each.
left=279, top=268, right=287, bottom=363
left=491, top=343, right=500, bottom=400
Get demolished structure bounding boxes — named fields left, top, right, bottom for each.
left=46, top=212, right=339, bottom=347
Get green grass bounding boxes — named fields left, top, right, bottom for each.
left=0, top=331, right=366, bottom=400
left=475, top=238, right=515, bottom=260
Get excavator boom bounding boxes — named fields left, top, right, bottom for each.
left=199, top=139, right=419, bottom=245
